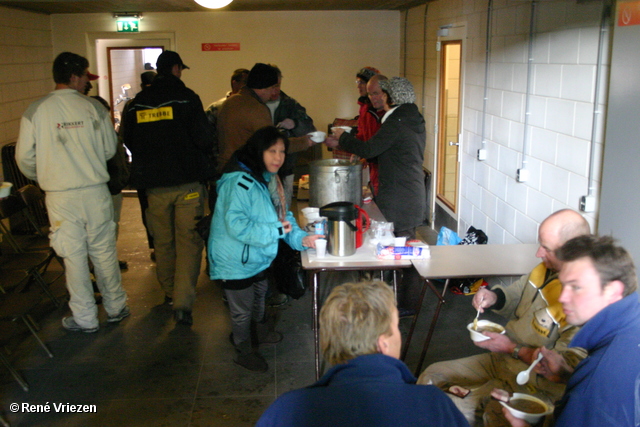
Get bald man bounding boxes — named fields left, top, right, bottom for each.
left=417, top=209, right=591, bottom=427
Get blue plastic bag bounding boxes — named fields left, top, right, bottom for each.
left=436, top=226, right=462, bottom=246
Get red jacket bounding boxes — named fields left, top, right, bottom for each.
left=356, top=97, right=384, bottom=195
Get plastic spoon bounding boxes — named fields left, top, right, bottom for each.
left=473, top=296, right=484, bottom=330
left=516, top=352, right=544, bottom=385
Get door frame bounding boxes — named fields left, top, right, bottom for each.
left=86, top=32, right=175, bottom=100
left=434, top=23, right=466, bottom=231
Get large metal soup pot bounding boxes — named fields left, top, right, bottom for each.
left=309, top=159, right=362, bottom=208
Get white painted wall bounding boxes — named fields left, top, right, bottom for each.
left=50, top=10, right=402, bottom=133
left=0, top=7, right=52, bottom=180
left=405, top=0, right=605, bottom=245
left=1, top=3, right=615, bottom=253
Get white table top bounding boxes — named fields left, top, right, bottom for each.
left=300, top=200, right=412, bottom=270
left=302, top=236, right=412, bottom=270
left=411, top=243, right=540, bottom=280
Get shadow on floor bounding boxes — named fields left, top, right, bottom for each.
left=0, top=196, right=491, bottom=426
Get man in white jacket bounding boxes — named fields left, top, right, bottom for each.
left=16, top=52, right=129, bottom=333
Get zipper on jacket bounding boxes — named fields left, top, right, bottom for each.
left=241, top=244, right=249, bottom=266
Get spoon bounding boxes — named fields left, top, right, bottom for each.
left=473, top=296, right=484, bottom=330
left=516, top=352, right=544, bottom=385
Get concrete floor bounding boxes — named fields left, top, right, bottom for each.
left=0, top=195, right=498, bottom=426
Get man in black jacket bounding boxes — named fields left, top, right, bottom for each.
left=123, top=50, right=215, bottom=326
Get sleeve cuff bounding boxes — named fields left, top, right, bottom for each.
left=492, top=288, right=506, bottom=311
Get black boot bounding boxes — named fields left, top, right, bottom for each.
left=233, top=340, right=268, bottom=372
left=251, top=319, right=283, bottom=345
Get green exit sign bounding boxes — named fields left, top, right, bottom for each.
left=116, top=18, right=139, bottom=32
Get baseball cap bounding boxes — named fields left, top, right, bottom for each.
left=156, top=50, right=190, bottom=73
left=87, top=71, right=99, bottom=81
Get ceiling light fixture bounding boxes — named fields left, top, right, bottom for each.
left=194, top=0, right=233, bottom=9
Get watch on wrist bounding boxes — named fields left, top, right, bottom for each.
left=512, top=344, right=522, bottom=360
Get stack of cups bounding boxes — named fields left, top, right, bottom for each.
left=301, top=207, right=320, bottom=223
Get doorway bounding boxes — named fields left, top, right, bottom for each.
left=87, top=31, right=174, bottom=112
left=435, top=24, right=465, bottom=232
left=107, top=47, right=163, bottom=130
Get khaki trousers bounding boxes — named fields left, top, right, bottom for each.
left=146, top=182, right=205, bottom=310
left=418, top=352, right=564, bottom=427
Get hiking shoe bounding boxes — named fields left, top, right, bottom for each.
left=267, top=293, right=289, bottom=308
left=259, top=331, right=283, bottom=344
left=62, top=316, right=99, bottom=333
left=107, top=305, right=131, bottom=323
left=234, top=351, right=268, bottom=372
left=398, top=308, right=416, bottom=319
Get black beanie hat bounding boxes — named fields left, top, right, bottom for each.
left=247, top=63, right=279, bottom=89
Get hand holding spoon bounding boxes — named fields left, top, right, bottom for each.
left=516, top=352, right=543, bottom=385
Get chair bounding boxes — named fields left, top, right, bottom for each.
left=0, top=192, right=64, bottom=305
left=1, top=143, right=37, bottom=196
left=0, top=289, right=54, bottom=392
left=0, top=188, right=51, bottom=253
left=0, top=320, right=29, bottom=392
left=17, top=185, right=51, bottom=241
left=17, top=185, right=65, bottom=271
left=0, top=253, right=61, bottom=307
left=0, top=270, right=30, bottom=295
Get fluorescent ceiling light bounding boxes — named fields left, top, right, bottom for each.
left=194, top=0, right=233, bottom=8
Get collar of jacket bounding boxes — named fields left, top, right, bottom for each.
left=570, top=294, right=640, bottom=352
left=152, top=73, right=185, bottom=89
left=239, top=85, right=267, bottom=105
left=311, top=353, right=416, bottom=387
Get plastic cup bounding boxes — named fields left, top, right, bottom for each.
left=315, top=238, right=327, bottom=258
left=394, top=237, right=407, bottom=246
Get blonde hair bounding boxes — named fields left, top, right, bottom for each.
left=320, top=281, right=396, bottom=366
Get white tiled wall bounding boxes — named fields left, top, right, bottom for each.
left=406, top=0, right=603, bottom=244
left=0, top=6, right=52, bottom=180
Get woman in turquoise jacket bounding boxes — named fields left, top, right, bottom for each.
left=208, top=126, right=322, bottom=372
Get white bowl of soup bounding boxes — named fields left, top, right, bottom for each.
left=308, top=131, right=326, bottom=143
left=500, top=393, right=553, bottom=424
left=466, top=320, right=505, bottom=342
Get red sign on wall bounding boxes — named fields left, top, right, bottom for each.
left=201, top=43, right=240, bottom=51
left=618, top=1, right=640, bottom=26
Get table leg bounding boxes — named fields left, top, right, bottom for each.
left=401, top=276, right=429, bottom=361
left=392, top=270, right=398, bottom=299
left=413, top=278, right=449, bottom=377
left=312, top=271, right=321, bottom=380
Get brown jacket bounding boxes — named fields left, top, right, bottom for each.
left=216, top=86, right=310, bottom=173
